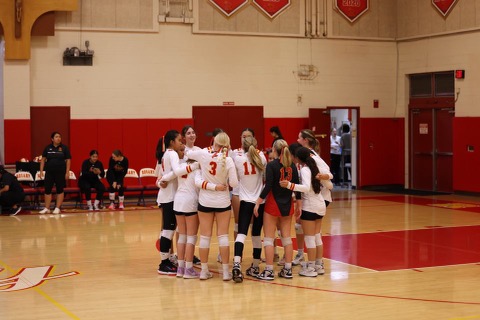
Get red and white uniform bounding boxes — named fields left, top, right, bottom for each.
left=234, top=152, right=267, bottom=203
left=156, top=149, right=180, bottom=204
left=288, top=165, right=326, bottom=216
left=188, top=149, right=238, bottom=208
left=310, top=150, right=333, bottom=203
left=173, top=160, right=200, bottom=213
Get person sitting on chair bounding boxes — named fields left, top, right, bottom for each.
left=0, top=165, right=25, bottom=216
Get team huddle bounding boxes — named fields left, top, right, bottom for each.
left=155, top=126, right=333, bottom=282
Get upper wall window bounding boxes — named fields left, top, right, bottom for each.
left=410, top=72, right=454, bottom=98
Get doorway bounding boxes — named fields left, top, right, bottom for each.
left=309, top=107, right=359, bottom=188
left=30, top=107, right=71, bottom=158
left=192, top=106, right=264, bottom=150
left=409, top=71, right=454, bottom=193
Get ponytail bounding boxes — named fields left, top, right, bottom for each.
left=243, top=136, right=264, bottom=172
left=273, top=139, right=292, bottom=168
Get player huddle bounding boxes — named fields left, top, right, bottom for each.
left=155, top=126, right=333, bottom=282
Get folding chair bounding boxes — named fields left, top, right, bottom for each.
left=124, top=168, right=145, bottom=206
left=15, top=171, right=40, bottom=208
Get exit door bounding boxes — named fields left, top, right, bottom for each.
left=410, top=108, right=453, bottom=192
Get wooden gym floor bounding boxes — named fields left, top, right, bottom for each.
left=1, top=189, right=480, bottom=320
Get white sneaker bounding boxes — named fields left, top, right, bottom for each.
left=292, top=252, right=305, bottom=266
left=200, top=270, right=213, bottom=280
left=87, top=205, right=94, bottom=211
left=315, top=263, right=325, bottom=275
left=217, top=253, right=222, bottom=263
left=52, top=208, right=61, bottom=215
left=39, top=208, right=50, bottom=214
left=93, top=204, right=100, bottom=211
left=299, top=266, right=318, bottom=277
left=223, top=272, right=232, bottom=281
left=277, top=256, right=285, bottom=266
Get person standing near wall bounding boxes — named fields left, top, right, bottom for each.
left=39, top=132, right=71, bottom=215
left=269, top=126, right=284, bottom=146
left=330, top=128, right=341, bottom=185
left=340, top=123, right=352, bottom=184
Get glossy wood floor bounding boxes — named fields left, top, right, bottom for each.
left=1, top=189, right=480, bottom=320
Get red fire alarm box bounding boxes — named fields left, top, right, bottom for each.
left=455, top=70, right=465, bottom=79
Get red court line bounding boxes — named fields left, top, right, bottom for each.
left=244, top=277, right=480, bottom=305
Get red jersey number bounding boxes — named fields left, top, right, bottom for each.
left=243, top=162, right=257, bottom=175
left=209, top=161, right=217, bottom=176
left=280, top=167, right=293, bottom=181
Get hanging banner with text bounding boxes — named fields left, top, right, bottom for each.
left=432, top=0, right=458, bottom=17
left=208, top=0, right=248, bottom=17
left=252, top=0, right=291, bottom=19
left=335, top=0, right=369, bottom=23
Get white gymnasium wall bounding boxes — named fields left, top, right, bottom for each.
left=397, top=32, right=480, bottom=117
left=16, top=26, right=398, bottom=120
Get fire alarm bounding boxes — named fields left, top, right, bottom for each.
left=455, top=70, right=465, bottom=79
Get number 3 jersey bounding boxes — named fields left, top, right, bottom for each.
left=187, top=149, right=238, bottom=208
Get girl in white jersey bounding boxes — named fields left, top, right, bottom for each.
left=230, top=128, right=256, bottom=244
left=156, top=130, right=183, bottom=275
left=187, top=132, right=239, bottom=281
left=231, top=135, right=267, bottom=283
left=296, top=129, right=333, bottom=274
left=280, top=147, right=326, bottom=277
left=160, top=144, right=202, bottom=279
left=182, top=125, right=201, bottom=153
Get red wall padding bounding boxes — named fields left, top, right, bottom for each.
left=5, top=119, right=31, bottom=163
left=359, top=118, right=405, bottom=187
left=453, top=117, right=480, bottom=192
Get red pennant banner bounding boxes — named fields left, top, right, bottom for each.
left=335, top=0, right=369, bottom=23
left=432, top=0, right=458, bottom=17
left=209, top=0, right=248, bottom=17
left=252, top=0, right=291, bottom=19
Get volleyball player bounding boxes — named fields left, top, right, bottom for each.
left=106, top=150, right=128, bottom=210
left=280, top=147, right=326, bottom=277
left=254, top=139, right=301, bottom=280
left=231, top=135, right=267, bottom=283
left=79, top=150, right=105, bottom=211
left=187, top=132, right=239, bottom=281
left=297, top=129, right=333, bottom=274
left=182, top=125, right=201, bottom=153
left=156, top=130, right=183, bottom=275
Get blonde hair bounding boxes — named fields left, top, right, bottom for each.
left=272, top=139, right=293, bottom=168
left=214, top=132, right=231, bottom=165
left=242, top=136, right=264, bottom=172
left=300, top=129, right=320, bottom=154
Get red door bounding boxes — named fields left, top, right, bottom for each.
left=30, top=107, right=70, bottom=158
left=192, top=106, right=264, bottom=149
left=411, top=109, right=434, bottom=191
left=308, top=108, right=331, bottom=165
left=435, top=108, right=454, bottom=193
left=410, top=108, right=453, bottom=192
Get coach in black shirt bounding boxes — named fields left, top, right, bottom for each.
left=0, top=166, right=25, bottom=216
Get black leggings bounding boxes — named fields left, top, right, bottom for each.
left=79, top=178, right=105, bottom=201
left=234, top=201, right=264, bottom=259
left=159, top=201, right=177, bottom=254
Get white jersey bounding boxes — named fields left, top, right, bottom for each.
left=290, top=165, right=326, bottom=216
left=185, top=145, right=201, bottom=156
left=230, top=148, right=243, bottom=196
left=173, top=161, right=199, bottom=213
left=234, top=152, right=266, bottom=203
left=156, top=149, right=179, bottom=204
left=310, top=150, right=333, bottom=203
left=188, top=148, right=238, bottom=208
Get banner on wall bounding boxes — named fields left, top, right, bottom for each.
left=432, top=0, right=458, bottom=17
left=209, top=0, right=248, bottom=17
left=335, top=0, right=369, bottom=23
left=252, top=0, right=291, bottom=19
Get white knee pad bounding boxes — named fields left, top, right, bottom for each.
left=199, top=235, right=211, bottom=249
left=161, top=229, right=175, bottom=240
left=315, top=233, right=323, bottom=246
left=251, top=236, right=262, bottom=249
left=305, top=235, right=316, bottom=249
left=234, top=223, right=238, bottom=233
left=263, top=237, right=274, bottom=247
left=281, top=237, right=292, bottom=247
left=178, top=234, right=187, bottom=244
left=295, top=223, right=304, bottom=235
left=186, top=235, right=197, bottom=245
left=235, top=233, right=247, bottom=244
left=218, top=234, right=229, bottom=247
